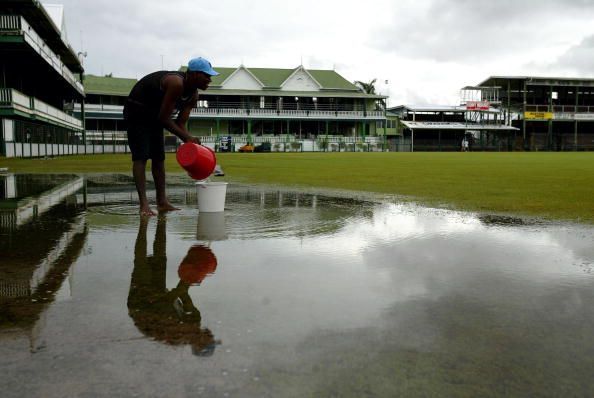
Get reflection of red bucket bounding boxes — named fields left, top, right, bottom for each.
left=178, top=245, right=218, bottom=285
left=176, top=143, right=216, bottom=180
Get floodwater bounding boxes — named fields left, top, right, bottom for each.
left=1, top=174, right=594, bottom=398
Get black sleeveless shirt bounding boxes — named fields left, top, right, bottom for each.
left=124, top=71, right=193, bottom=123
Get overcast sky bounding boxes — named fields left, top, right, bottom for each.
left=50, top=0, right=594, bottom=106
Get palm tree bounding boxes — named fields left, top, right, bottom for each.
left=354, top=78, right=377, bottom=94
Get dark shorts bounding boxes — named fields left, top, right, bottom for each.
left=126, top=121, right=165, bottom=161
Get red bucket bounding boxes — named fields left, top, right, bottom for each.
left=176, top=143, right=216, bottom=180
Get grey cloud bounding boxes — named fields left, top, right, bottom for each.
left=549, top=35, right=594, bottom=75
left=372, top=0, right=594, bottom=63
left=56, top=0, right=303, bottom=75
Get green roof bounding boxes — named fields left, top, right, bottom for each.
left=238, top=67, right=293, bottom=88
left=309, top=70, right=358, bottom=90
left=180, top=66, right=360, bottom=91
left=84, top=74, right=137, bottom=96
left=84, top=67, right=375, bottom=97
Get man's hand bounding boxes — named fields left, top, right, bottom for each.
left=186, top=136, right=201, bottom=145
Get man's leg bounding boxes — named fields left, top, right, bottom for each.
left=133, top=159, right=155, bottom=216
left=152, top=158, right=179, bottom=212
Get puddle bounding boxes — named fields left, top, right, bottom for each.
left=1, top=174, right=594, bottom=397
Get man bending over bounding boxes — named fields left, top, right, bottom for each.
left=124, top=57, right=219, bottom=216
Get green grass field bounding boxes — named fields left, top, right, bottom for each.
left=2, top=152, right=593, bottom=223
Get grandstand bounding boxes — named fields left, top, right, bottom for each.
left=389, top=102, right=519, bottom=152
left=0, top=0, right=85, bottom=158
left=477, top=76, right=594, bottom=151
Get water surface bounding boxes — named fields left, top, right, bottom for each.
left=1, top=174, right=594, bottom=397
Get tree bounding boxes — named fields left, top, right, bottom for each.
left=354, top=78, right=377, bottom=94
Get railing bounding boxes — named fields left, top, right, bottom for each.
left=0, top=15, right=20, bottom=29
left=63, top=132, right=389, bottom=154
left=77, top=103, right=385, bottom=119
left=0, top=15, right=83, bottom=94
left=0, top=88, right=83, bottom=129
left=81, top=130, right=128, bottom=142
left=79, top=104, right=124, bottom=112
left=0, top=88, right=30, bottom=109
left=190, top=108, right=385, bottom=119
left=526, top=104, right=594, bottom=113
left=191, top=101, right=379, bottom=112
left=524, top=104, right=594, bottom=120
left=553, top=105, right=594, bottom=113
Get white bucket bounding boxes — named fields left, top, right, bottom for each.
left=196, top=182, right=228, bottom=212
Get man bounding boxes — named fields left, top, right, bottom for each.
left=124, top=57, right=219, bottom=216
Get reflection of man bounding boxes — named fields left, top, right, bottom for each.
left=128, top=216, right=218, bottom=355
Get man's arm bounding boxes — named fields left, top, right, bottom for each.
left=158, top=75, right=199, bottom=143
left=175, top=92, right=200, bottom=143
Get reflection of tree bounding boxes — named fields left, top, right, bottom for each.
left=128, top=216, right=218, bottom=355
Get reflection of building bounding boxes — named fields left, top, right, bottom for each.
left=0, top=199, right=87, bottom=352
left=476, top=76, right=594, bottom=151
left=0, top=1, right=85, bottom=158
left=75, top=66, right=391, bottom=153
left=0, top=174, right=83, bottom=228
left=223, top=188, right=374, bottom=239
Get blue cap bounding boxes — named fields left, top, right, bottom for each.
left=187, top=57, right=219, bottom=76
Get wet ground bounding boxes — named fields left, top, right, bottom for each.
left=1, top=174, right=594, bottom=397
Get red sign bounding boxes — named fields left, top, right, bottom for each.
left=466, top=101, right=490, bottom=110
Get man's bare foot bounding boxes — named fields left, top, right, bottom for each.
left=157, top=202, right=180, bottom=212
left=140, top=206, right=156, bottom=216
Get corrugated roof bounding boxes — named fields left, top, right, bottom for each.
left=478, top=76, right=594, bottom=87
left=83, top=67, right=382, bottom=98
left=181, top=66, right=360, bottom=91
left=201, top=88, right=384, bottom=99
left=84, top=75, right=137, bottom=95
left=309, top=70, right=358, bottom=90
left=390, top=104, right=467, bottom=112
left=242, top=67, right=294, bottom=87
left=401, top=121, right=519, bottom=131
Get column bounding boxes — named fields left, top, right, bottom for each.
left=247, top=119, right=253, bottom=145
left=522, top=80, right=527, bottom=150
left=574, top=86, right=579, bottom=151
left=216, top=118, right=220, bottom=151
left=325, top=120, right=329, bottom=152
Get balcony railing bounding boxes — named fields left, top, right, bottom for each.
left=525, top=104, right=594, bottom=120
left=525, top=104, right=594, bottom=113
left=0, top=15, right=84, bottom=94
left=79, top=104, right=125, bottom=112
left=194, top=101, right=381, bottom=111
left=191, top=108, right=385, bottom=119
left=77, top=103, right=385, bottom=120
left=0, top=88, right=83, bottom=130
